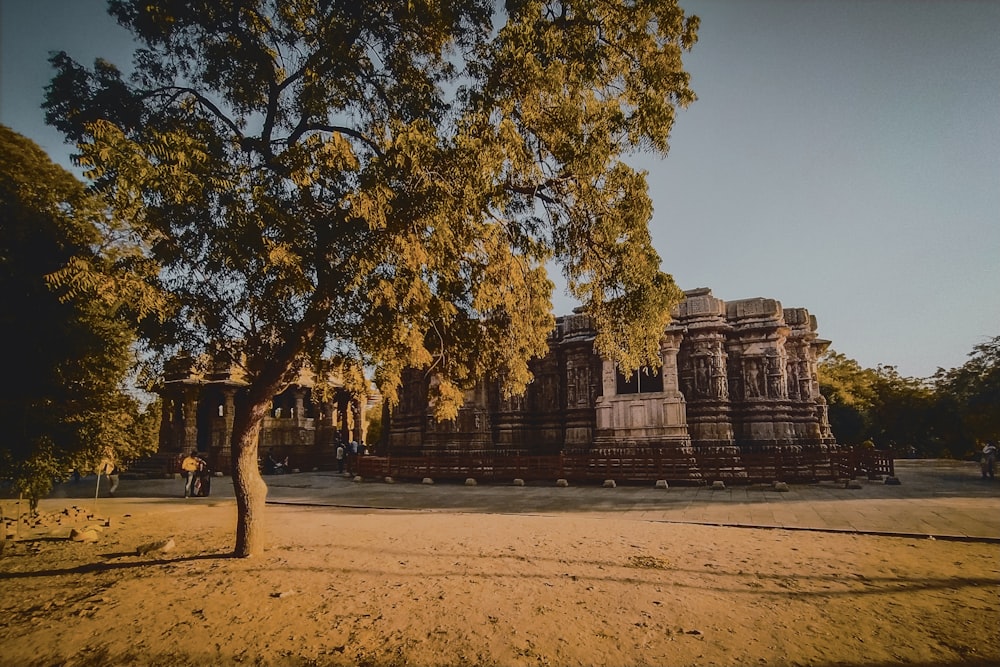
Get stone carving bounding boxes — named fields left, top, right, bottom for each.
left=711, top=354, right=728, bottom=399
left=744, top=358, right=762, bottom=398
left=386, top=287, right=836, bottom=458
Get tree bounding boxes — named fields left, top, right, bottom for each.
left=934, top=335, right=1000, bottom=454
left=45, top=0, right=699, bottom=556
left=817, top=350, right=878, bottom=444
left=0, top=125, right=159, bottom=510
left=867, top=365, right=936, bottom=452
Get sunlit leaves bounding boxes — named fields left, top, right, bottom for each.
left=45, top=0, right=698, bottom=422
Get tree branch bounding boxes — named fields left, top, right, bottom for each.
left=145, top=86, right=244, bottom=140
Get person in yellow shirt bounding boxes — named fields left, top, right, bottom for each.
left=181, top=450, right=205, bottom=498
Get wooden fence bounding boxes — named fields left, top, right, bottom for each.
left=356, top=447, right=895, bottom=485
left=126, top=446, right=894, bottom=484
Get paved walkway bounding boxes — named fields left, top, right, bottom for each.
left=39, top=459, right=1000, bottom=542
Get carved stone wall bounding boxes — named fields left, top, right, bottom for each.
left=670, top=287, right=733, bottom=448
left=386, top=289, right=836, bottom=456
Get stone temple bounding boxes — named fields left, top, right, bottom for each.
left=387, top=288, right=836, bottom=458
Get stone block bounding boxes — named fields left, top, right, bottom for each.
left=603, top=479, right=616, bottom=488
left=422, top=477, right=434, bottom=485
left=772, top=481, right=789, bottom=492
left=655, top=480, right=669, bottom=489
left=383, top=476, right=394, bottom=484
left=465, top=478, right=477, bottom=486
left=710, top=480, right=726, bottom=490
left=556, top=479, right=569, bottom=487
left=69, top=528, right=99, bottom=542
left=136, top=538, right=175, bottom=555
left=353, top=476, right=363, bottom=483
left=512, top=478, right=525, bottom=486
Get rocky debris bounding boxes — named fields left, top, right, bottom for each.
left=18, top=505, right=94, bottom=530
left=772, top=481, right=790, bottom=492
left=465, top=478, right=477, bottom=486
left=512, top=478, right=525, bottom=487
left=628, top=555, right=670, bottom=569
left=556, top=479, right=570, bottom=487
left=69, top=528, right=100, bottom=542
left=655, top=480, right=669, bottom=489
left=711, top=481, right=726, bottom=490
left=603, top=480, right=616, bottom=488
left=422, top=478, right=434, bottom=485
left=135, top=538, right=176, bottom=556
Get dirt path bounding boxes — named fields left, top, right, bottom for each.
left=1, top=496, right=997, bottom=667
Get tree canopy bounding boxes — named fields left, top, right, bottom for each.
left=819, top=339, right=1000, bottom=458
left=933, top=336, right=1000, bottom=448
left=44, top=0, right=699, bottom=555
left=0, top=125, right=158, bottom=507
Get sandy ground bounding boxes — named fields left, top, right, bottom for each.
left=1, top=489, right=998, bottom=667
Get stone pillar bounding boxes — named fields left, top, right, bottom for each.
left=672, top=288, right=734, bottom=449
left=219, top=388, right=236, bottom=473
left=782, top=308, right=837, bottom=447
left=159, top=397, right=174, bottom=451
left=562, top=313, right=599, bottom=448
left=352, top=397, right=365, bottom=445
left=182, top=387, right=199, bottom=453
left=322, top=400, right=335, bottom=426
left=725, top=297, right=794, bottom=450
left=293, top=388, right=306, bottom=425
left=596, top=358, right=617, bottom=432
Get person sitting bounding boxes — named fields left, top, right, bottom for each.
left=264, top=451, right=289, bottom=474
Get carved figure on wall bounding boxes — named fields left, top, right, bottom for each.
left=710, top=354, right=728, bottom=399
left=695, top=357, right=709, bottom=396
left=681, top=374, right=694, bottom=399
left=745, top=358, right=761, bottom=398
left=764, top=353, right=786, bottom=399
left=578, top=367, right=590, bottom=405
left=786, top=364, right=799, bottom=399
left=728, top=371, right=742, bottom=400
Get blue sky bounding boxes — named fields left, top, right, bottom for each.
left=2, top=0, right=998, bottom=379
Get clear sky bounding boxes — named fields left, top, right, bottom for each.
left=2, top=0, right=998, bottom=379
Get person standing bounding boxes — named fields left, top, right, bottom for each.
left=181, top=450, right=204, bottom=497
left=104, top=461, right=120, bottom=497
left=347, top=439, right=359, bottom=474
left=336, top=444, right=345, bottom=474
left=981, top=441, right=997, bottom=479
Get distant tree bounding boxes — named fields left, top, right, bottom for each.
left=867, top=365, right=936, bottom=453
left=817, top=350, right=877, bottom=444
left=0, top=125, right=159, bottom=510
left=363, top=405, right=383, bottom=451
left=45, top=0, right=699, bottom=556
left=933, top=336, right=1000, bottom=455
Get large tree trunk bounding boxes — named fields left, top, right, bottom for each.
left=230, top=393, right=270, bottom=558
